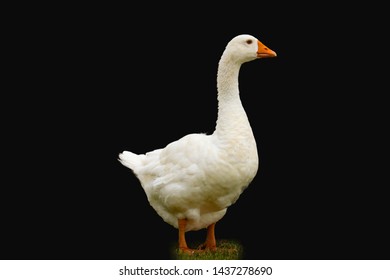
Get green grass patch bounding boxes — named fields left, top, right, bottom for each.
left=171, top=239, right=243, bottom=260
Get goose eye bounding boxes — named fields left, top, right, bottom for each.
left=246, top=39, right=253, bottom=44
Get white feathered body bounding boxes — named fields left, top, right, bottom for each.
left=119, top=34, right=262, bottom=232
left=120, top=128, right=257, bottom=231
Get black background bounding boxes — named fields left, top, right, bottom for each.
left=2, top=4, right=388, bottom=260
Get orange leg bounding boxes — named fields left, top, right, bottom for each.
left=205, top=223, right=217, bottom=250
left=178, top=218, right=189, bottom=251
left=197, top=223, right=217, bottom=251
left=178, top=218, right=199, bottom=254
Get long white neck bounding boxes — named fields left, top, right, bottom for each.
left=213, top=53, right=254, bottom=141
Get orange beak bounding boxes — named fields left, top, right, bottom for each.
left=257, top=40, right=277, bottom=58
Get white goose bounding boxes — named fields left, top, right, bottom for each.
left=119, top=34, right=276, bottom=253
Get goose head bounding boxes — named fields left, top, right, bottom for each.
left=224, top=34, right=277, bottom=64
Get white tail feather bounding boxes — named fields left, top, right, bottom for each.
left=118, top=151, right=142, bottom=171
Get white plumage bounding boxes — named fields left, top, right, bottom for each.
left=119, top=34, right=276, bottom=252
